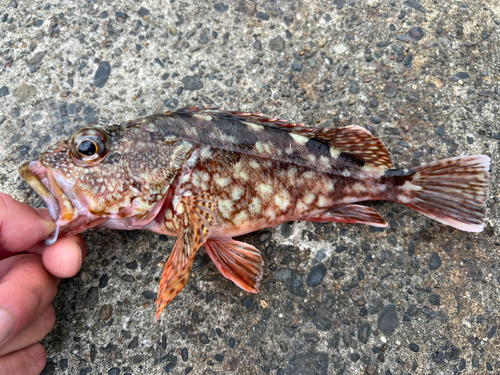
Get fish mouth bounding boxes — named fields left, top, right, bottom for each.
left=19, top=161, right=77, bottom=245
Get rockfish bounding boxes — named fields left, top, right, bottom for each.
left=19, top=107, right=490, bottom=319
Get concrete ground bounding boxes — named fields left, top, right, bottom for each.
left=0, top=0, right=499, bottom=374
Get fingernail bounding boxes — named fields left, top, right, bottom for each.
left=0, top=308, right=14, bottom=346
left=76, top=243, right=83, bottom=266
left=42, top=219, right=57, bottom=237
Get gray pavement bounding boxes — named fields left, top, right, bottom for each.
left=0, top=0, right=499, bottom=374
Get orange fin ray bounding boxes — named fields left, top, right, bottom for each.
left=155, top=248, right=195, bottom=321
left=204, top=239, right=264, bottom=293
left=155, top=193, right=216, bottom=320
left=307, top=204, right=388, bottom=227
left=397, top=155, right=490, bottom=232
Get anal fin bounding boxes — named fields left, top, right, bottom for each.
left=204, top=239, right=264, bottom=293
left=307, top=204, right=388, bottom=227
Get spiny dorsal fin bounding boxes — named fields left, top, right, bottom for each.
left=172, top=107, right=393, bottom=170
left=173, top=106, right=308, bottom=129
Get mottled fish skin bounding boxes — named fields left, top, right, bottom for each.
left=19, top=107, right=490, bottom=319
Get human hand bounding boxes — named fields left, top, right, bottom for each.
left=0, top=193, right=86, bottom=375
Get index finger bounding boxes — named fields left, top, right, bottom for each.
left=0, top=194, right=56, bottom=254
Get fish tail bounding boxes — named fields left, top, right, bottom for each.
left=393, top=155, right=490, bottom=232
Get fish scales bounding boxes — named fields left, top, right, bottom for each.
left=18, top=107, right=490, bottom=319
left=174, top=147, right=382, bottom=239
left=148, top=110, right=363, bottom=174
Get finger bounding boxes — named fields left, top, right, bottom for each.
left=0, top=304, right=55, bottom=356
left=35, top=208, right=51, bottom=221
left=0, top=194, right=55, bottom=253
left=0, top=255, right=59, bottom=347
left=0, top=343, right=47, bottom=375
left=41, top=236, right=87, bottom=278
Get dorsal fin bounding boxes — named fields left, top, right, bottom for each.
left=299, top=126, right=394, bottom=170
left=173, top=106, right=308, bottom=129
left=171, top=107, right=393, bottom=170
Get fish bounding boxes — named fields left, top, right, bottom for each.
left=19, top=106, right=490, bottom=320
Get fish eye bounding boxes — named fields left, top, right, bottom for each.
left=70, top=127, right=110, bottom=166
left=77, top=139, right=98, bottom=157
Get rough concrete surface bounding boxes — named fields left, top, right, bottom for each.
left=1, top=0, right=499, bottom=374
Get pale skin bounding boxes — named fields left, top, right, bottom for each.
left=0, top=193, right=86, bottom=375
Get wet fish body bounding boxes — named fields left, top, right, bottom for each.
left=19, top=107, right=490, bottom=319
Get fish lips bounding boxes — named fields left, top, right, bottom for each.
left=19, top=161, right=77, bottom=243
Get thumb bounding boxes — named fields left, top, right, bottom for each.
left=0, top=194, right=56, bottom=254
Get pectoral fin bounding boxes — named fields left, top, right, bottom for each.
left=156, top=193, right=216, bottom=320
left=307, top=204, right=388, bottom=227
left=204, top=239, right=264, bottom=293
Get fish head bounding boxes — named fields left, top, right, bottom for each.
left=19, top=119, right=194, bottom=244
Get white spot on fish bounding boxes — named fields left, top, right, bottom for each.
left=353, top=183, right=366, bottom=193
left=201, top=172, right=211, bottom=182
left=342, top=170, right=351, bottom=177
left=296, top=201, right=307, bottom=213
left=233, top=161, right=250, bottom=181
left=233, top=211, right=249, bottom=226
left=401, top=180, right=423, bottom=192
left=288, top=168, right=298, bottom=177
left=234, top=161, right=243, bottom=172
left=215, top=176, right=232, bottom=188
left=290, top=133, right=309, bottom=145
left=193, top=113, right=212, bottom=121
left=304, top=193, right=316, bottom=205
left=307, top=155, right=317, bottom=163
left=257, top=183, right=273, bottom=198
left=398, top=194, right=411, bottom=204
left=274, top=191, right=290, bottom=211
left=249, top=198, right=261, bottom=215
left=200, top=147, right=212, bottom=159
left=249, top=160, right=261, bottom=169
left=218, top=199, right=234, bottom=219
left=184, top=126, right=199, bottom=137
left=362, top=164, right=385, bottom=176
left=303, top=171, right=315, bottom=180
left=231, top=186, right=245, bottom=200
left=242, top=121, right=264, bottom=132
left=320, top=156, right=330, bottom=167
left=265, top=207, right=277, bottom=221
left=255, top=141, right=273, bottom=154
left=330, top=146, right=341, bottom=158
left=317, top=195, right=330, bottom=207
left=324, top=180, right=335, bottom=192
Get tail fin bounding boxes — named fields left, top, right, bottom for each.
left=397, top=155, right=490, bottom=232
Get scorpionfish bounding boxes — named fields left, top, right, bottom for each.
left=19, top=107, right=490, bottom=319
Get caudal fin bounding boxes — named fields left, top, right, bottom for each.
left=397, top=155, right=490, bottom=232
